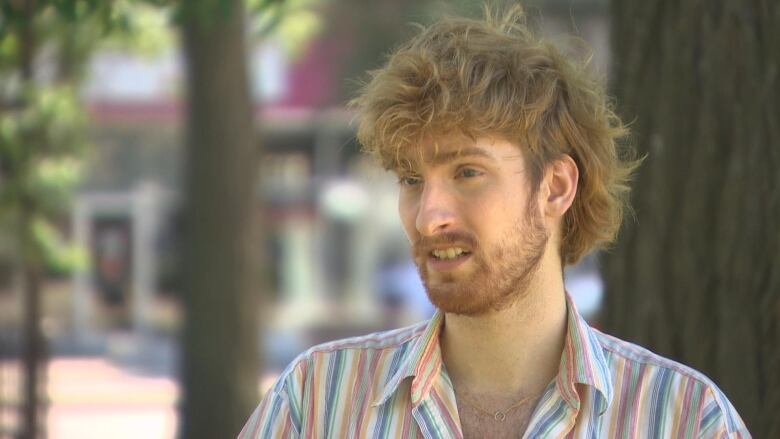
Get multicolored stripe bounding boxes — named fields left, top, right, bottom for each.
left=238, top=295, right=750, bottom=438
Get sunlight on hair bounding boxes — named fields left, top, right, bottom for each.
left=350, top=4, right=642, bottom=265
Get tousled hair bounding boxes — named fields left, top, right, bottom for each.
left=350, top=6, right=642, bottom=265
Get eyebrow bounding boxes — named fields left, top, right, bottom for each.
left=392, top=142, right=510, bottom=175
left=393, top=146, right=496, bottom=173
left=427, top=147, right=494, bottom=166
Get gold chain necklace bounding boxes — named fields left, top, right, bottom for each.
left=456, top=390, right=539, bottom=422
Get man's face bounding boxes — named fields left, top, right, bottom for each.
left=396, top=137, right=550, bottom=316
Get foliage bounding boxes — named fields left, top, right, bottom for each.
left=0, top=90, right=91, bottom=274
left=0, top=85, right=87, bottom=215
left=99, top=1, right=175, bottom=56
left=0, top=0, right=160, bottom=274
left=33, top=217, right=89, bottom=275
left=247, top=0, right=323, bottom=59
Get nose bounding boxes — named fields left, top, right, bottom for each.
left=415, top=179, right=457, bottom=236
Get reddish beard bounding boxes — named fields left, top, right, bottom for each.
left=412, top=199, right=549, bottom=316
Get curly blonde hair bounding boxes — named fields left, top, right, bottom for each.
left=350, top=6, right=641, bottom=265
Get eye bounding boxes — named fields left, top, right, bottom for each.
left=398, top=174, right=422, bottom=186
left=456, top=167, right=483, bottom=179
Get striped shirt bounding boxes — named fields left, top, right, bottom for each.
left=239, top=296, right=749, bottom=438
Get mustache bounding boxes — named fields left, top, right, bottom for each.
left=412, top=232, right=479, bottom=257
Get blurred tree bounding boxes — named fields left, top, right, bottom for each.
left=248, top=0, right=322, bottom=57
left=1, top=4, right=88, bottom=439
left=0, top=1, right=160, bottom=436
left=602, top=1, right=780, bottom=437
left=178, top=0, right=261, bottom=437
left=325, top=0, right=421, bottom=101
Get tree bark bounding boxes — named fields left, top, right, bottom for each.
left=602, top=1, right=780, bottom=437
left=17, top=0, right=47, bottom=437
left=20, top=204, right=45, bottom=439
left=179, top=0, right=262, bottom=437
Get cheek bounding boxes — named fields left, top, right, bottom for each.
left=398, top=196, right=418, bottom=240
left=466, top=189, right=526, bottom=235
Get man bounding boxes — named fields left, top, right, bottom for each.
left=239, top=7, right=749, bottom=438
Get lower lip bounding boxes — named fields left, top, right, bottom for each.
left=427, top=253, right=472, bottom=271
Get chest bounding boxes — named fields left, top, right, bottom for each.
left=457, top=399, right=535, bottom=439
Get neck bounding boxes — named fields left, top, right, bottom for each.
left=440, top=257, right=568, bottom=398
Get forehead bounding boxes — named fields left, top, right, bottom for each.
left=391, top=136, right=522, bottom=172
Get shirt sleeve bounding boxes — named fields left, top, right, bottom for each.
left=237, top=389, right=298, bottom=439
left=697, top=386, right=751, bottom=439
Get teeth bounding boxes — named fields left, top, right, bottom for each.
left=432, top=247, right=466, bottom=260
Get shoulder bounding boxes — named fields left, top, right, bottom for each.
left=270, top=320, right=429, bottom=395
left=590, top=328, right=749, bottom=437
left=241, top=321, right=433, bottom=438
left=305, top=320, right=429, bottom=356
left=593, top=327, right=715, bottom=383
left=295, top=319, right=427, bottom=367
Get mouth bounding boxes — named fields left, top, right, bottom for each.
left=426, top=246, right=473, bottom=271
left=430, top=246, right=471, bottom=260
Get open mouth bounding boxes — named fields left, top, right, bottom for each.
left=430, top=247, right=472, bottom=260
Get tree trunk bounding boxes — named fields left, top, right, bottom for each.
left=17, top=0, right=47, bottom=437
left=179, top=0, right=262, bottom=437
left=602, top=1, right=780, bottom=437
left=20, top=204, right=45, bottom=439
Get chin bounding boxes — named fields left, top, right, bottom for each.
left=425, top=282, right=505, bottom=316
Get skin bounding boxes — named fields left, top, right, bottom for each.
left=396, top=136, right=579, bottom=437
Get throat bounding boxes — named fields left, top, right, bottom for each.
left=440, top=290, right=568, bottom=398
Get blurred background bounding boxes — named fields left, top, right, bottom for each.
left=0, top=0, right=777, bottom=438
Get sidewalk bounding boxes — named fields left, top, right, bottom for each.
left=1, top=356, right=179, bottom=439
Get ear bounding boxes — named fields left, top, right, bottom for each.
left=540, top=154, right=578, bottom=219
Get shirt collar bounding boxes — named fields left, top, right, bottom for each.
left=556, top=292, right=613, bottom=414
left=372, top=310, right=445, bottom=407
left=372, top=293, right=613, bottom=413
